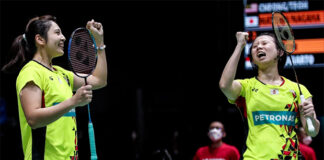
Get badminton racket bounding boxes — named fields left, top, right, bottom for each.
left=68, top=27, right=98, bottom=160
left=272, top=11, right=315, bottom=135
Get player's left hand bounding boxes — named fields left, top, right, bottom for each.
left=86, top=19, right=104, bottom=46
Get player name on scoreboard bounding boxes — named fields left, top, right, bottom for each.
left=259, top=10, right=324, bottom=27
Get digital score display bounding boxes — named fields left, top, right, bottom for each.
left=243, top=0, right=324, bottom=69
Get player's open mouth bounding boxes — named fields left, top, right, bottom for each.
left=257, top=52, right=266, bottom=58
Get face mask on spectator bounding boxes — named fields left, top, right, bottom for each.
left=209, top=128, right=222, bottom=142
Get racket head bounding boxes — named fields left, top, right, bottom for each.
left=272, top=12, right=295, bottom=54
left=68, top=27, right=97, bottom=78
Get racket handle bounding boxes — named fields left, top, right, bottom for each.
left=300, top=95, right=315, bottom=134
left=88, top=122, right=98, bottom=160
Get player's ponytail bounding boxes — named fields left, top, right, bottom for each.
left=1, top=15, right=56, bottom=73
left=1, top=34, right=28, bottom=73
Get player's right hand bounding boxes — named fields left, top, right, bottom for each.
left=236, top=32, right=249, bottom=46
left=72, top=85, right=93, bottom=107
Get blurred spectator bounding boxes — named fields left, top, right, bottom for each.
left=193, top=121, right=240, bottom=160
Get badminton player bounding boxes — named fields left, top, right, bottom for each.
left=1, top=15, right=107, bottom=159
left=219, top=32, right=320, bottom=159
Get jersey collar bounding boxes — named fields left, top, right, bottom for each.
left=255, top=76, right=285, bottom=86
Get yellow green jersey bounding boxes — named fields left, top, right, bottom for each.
left=229, top=76, right=311, bottom=160
left=16, top=60, right=78, bottom=160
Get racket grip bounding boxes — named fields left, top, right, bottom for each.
left=88, top=122, right=98, bottom=160
left=300, top=95, right=315, bottom=134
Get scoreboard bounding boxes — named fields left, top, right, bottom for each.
left=243, top=0, right=324, bottom=69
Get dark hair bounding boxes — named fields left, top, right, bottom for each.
left=1, top=15, right=57, bottom=73
left=248, top=32, right=287, bottom=71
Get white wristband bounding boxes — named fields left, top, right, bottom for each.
left=96, top=44, right=106, bottom=50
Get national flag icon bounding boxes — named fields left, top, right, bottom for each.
left=245, top=16, right=259, bottom=28
left=245, top=3, right=258, bottom=14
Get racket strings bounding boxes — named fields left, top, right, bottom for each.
left=69, top=29, right=97, bottom=76
left=273, top=13, right=295, bottom=53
